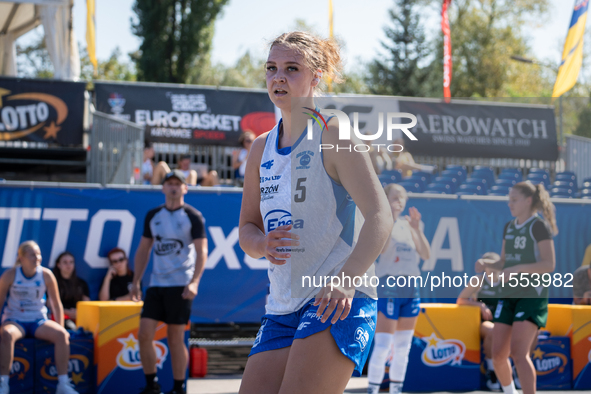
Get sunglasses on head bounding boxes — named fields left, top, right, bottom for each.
left=110, top=257, right=126, bottom=264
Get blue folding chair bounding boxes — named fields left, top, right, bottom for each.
left=490, top=185, right=510, bottom=195
left=499, top=172, right=523, bottom=182
left=412, top=171, right=432, bottom=185
left=381, top=169, right=402, bottom=183
left=529, top=168, right=550, bottom=178
left=471, top=170, right=495, bottom=187
left=550, top=187, right=573, bottom=198
left=446, top=165, right=467, bottom=179
left=398, top=181, right=422, bottom=193
left=434, top=176, right=459, bottom=193
left=582, top=181, right=591, bottom=189
left=584, top=177, right=591, bottom=184
left=555, top=173, right=576, bottom=184
left=495, top=179, right=517, bottom=188
left=442, top=169, right=466, bottom=182
left=403, top=176, right=427, bottom=192
left=425, top=183, right=452, bottom=194
left=527, top=174, right=550, bottom=189
left=552, top=181, right=576, bottom=193
left=458, top=184, right=486, bottom=195
left=464, top=177, right=489, bottom=191
left=581, top=189, right=591, bottom=198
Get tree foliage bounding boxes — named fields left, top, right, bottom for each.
left=132, top=0, right=229, bottom=83
left=366, top=0, right=430, bottom=96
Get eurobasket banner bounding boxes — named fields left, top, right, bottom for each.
left=94, top=81, right=276, bottom=146
left=0, top=186, right=590, bottom=323
left=0, top=77, right=86, bottom=146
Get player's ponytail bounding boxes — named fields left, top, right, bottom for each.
left=513, top=182, right=558, bottom=235
left=269, top=31, right=344, bottom=93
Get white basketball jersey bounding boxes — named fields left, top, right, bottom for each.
left=375, top=218, right=421, bottom=277
left=259, top=117, right=376, bottom=315
left=2, top=266, right=48, bottom=323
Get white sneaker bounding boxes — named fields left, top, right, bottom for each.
left=0, top=378, right=9, bottom=394
left=56, top=381, right=78, bottom=394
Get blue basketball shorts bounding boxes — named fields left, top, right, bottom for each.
left=249, top=291, right=377, bottom=377
left=376, top=275, right=420, bottom=320
left=3, top=318, right=47, bottom=337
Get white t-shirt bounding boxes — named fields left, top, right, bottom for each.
left=375, top=218, right=421, bottom=277
left=142, top=159, right=153, bottom=185
left=238, top=149, right=248, bottom=177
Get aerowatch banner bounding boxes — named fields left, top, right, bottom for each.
left=94, top=81, right=276, bottom=146
left=0, top=77, right=86, bottom=146
left=399, top=100, right=559, bottom=160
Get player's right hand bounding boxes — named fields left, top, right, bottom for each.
left=263, top=224, right=299, bottom=265
left=480, top=304, right=493, bottom=321
left=130, top=282, right=142, bottom=302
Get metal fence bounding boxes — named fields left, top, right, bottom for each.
left=566, top=134, right=591, bottom=187
left=153, top=143, right=238, bottom=182
left=87, top=111, right=145, bottom=185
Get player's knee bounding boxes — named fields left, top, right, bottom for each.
left=138, top=327, right=154, bottom=344
left=371, top=332, right=394, bottom=361
left=1, top=327, right=17, bottom=344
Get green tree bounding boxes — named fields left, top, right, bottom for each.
left=80, top=47, right=136, bottom=82
left=132, top=0, right=229, bottom=83
left=16, top=30, right=54, bottom=78
left=422, top=0, right=551, bottom=98
left=366, top=0, right=430, bottom=96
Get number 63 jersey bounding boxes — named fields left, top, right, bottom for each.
left=259, top=118, right=377, bottom=315
left=501, top=214, right=553, bottom=298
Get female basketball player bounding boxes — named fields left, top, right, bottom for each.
left=238, top=31, right=393, bottom=394
left=476, top=182, right=557, bottom=394
left=0, top=241, right=78, bottom=394
left=367, top=183, right=430, bottom=394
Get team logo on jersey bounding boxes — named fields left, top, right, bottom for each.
left=261, top=160, right=274, bottom=170
left=40, top=354, right=90, bottom=383
left=10, top=357, right=30, bottom=380
left=420, top=333, right=465, bottom=366
left=263, top=209, right=304, bottom=232
left=116, top=334, right=168, bottom=370
left=296, top=150, right=314, bottom=170
left=154, top=235, right=183, bottom=256
left=532, top=347, right=568, bottom=375
left=354, top=327, right=370, bottom=351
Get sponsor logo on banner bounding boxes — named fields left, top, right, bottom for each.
left=116, top=333, right=168, bottom=370
left=421, top=333, right=466, bottom=366
left=40, top=354, right=90, bottom=384
left=108, top=93, right=127, bottom=118
left=10, top=357, right=30, bottom=380
left=0, top=89, right=68, bottom=141
left=532, top=347, right=568, bottom=375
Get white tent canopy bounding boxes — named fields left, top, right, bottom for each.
left=0, top=0, right=80, bottom=80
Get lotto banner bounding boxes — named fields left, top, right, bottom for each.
left=0, top=186, right=590, bottom=323
left=94, top=81, right=276, bottom=146
left=76, top=301, right=188, bottom=394
left=35, top=331, right=94, bottom=394
left=402, top=304, right=481, bottom=392
left=533, top=336, right=572, bottom=390
left=10, top=338, right=35, bottom=394
left=572, top=306, right=591, bottom=389
left=0, top=77, right=86, bottom=146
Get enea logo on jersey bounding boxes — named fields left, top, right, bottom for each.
left=0, top=89, right=67, bottom=141
left=420, top=333, right=466, bottom=367
left=10, top=357, right=30, bottom=380
left=296, top=150, right=314, bottom=170
left=532, top=348, right=568, bottom=375
left=154, top=235, right=184, bottom=256
left=116, top=333, right=168, bottom=370
left=40, top=355, right=90, bottom=382
left=263, top=209, right=304, bottom=232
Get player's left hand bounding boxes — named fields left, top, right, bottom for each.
left=313, top=284, right=355, bottom=324
left=406, top=207, right=421, bottom=230
left=182, top=282, right=199, bottom=300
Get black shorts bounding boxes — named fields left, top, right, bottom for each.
left=141, top=286, right=192, bottom=325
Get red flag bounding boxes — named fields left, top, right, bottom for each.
left=442, top=0, right=452, bottom=101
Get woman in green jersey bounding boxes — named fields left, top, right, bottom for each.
left=476, top=181, right=557, bottom=394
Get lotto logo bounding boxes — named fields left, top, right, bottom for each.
left=116, top=334, right=168, bottom=370
left=420, top=333, right=466, bottom=367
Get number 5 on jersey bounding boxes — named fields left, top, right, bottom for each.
left=295, top=177, right=307, bottom=203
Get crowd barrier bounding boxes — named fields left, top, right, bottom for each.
left=0, top=183, right=590, bottom=323
left=375, top=304, right=591, bottom=391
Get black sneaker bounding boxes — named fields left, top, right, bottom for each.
left=139, top=383, right=163, bottom=394
left=485, top=370, right=501, bottom=391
